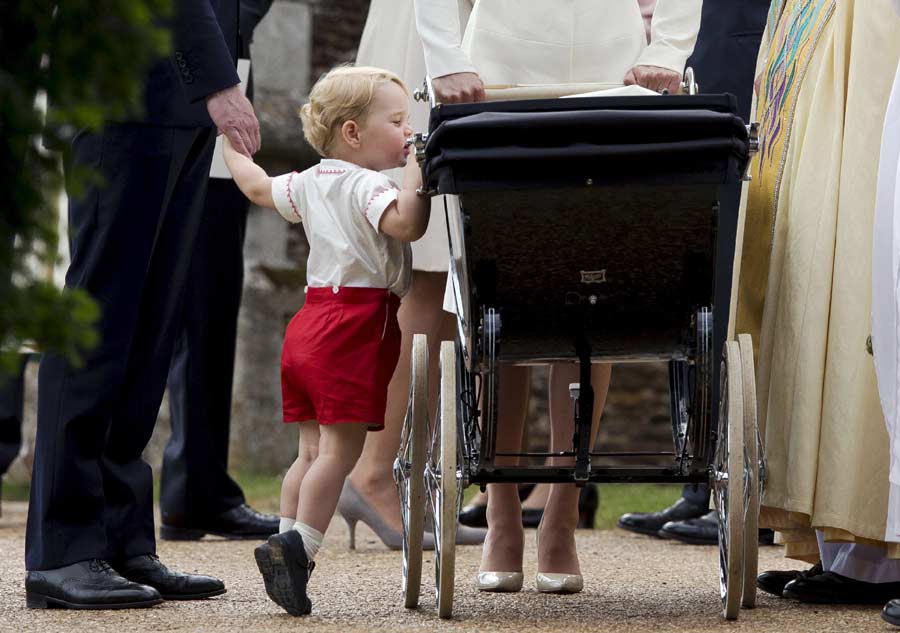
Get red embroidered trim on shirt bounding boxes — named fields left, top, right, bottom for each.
left=364, top=186, right=399, bottom=217
left=316, top=167, right=346, bottom=176
left=285, top=171, right=300, bottom=219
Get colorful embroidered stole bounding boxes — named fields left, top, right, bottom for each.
left=734, top=0, right=835, bottom=346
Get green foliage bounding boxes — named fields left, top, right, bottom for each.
left=0, top=0, right=171, bottom=373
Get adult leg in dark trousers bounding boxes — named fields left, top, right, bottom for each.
left=617, top=0, right=772, bottom=541
left=24, top=124, right=225, bottom=608
left=0, top=355, right=27, bottom=517
left=159, top=0, right=276, bottom=540
left=159, top=177, right=278, bottom=540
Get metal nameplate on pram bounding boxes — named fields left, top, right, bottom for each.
left=580, top=270, right=607, bottom=284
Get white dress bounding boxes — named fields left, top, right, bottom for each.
left=872, top=0, right=900, bottom=542
left=356, top=0, right=473, bottom=273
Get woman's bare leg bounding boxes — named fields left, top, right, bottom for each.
left=537, top=363, right=611, bottom=574
left=480, top=364, right=531, bottom=572
left=347, top=271, right=452, bottom=532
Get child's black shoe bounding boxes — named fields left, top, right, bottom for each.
left=254, top=531, right=314, bottom=616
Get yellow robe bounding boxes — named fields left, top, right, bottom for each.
left=734, top=0, right=900, bottom=560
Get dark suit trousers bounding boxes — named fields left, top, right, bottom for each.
left=680, top=2, right=768, bottom=509
left=0, top=357, right=26, bottom=477
left=160, top=178, right=249, bottom=520
left=25, top=123, right=216, bottom=570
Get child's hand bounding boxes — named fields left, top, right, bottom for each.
left=221, top=134, right=275, bottom=208
left=403, top=150, right=423, bottom=192
left=222, top=135, right=238, bottom=157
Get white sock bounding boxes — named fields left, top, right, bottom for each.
left=293, top=522, right=324, bottom=561
left=279, top=517, right=295, bottom=534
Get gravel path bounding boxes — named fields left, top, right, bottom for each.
left=0, top=501, right=893, bottom=632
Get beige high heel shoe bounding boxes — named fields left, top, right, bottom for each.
left=475, top=522, right=523, bottom=592
left=535, top=572, right=584, bottom=594
left=535, top=518, right=583, bottom=594
left=476, top=571, right=524, bottom=592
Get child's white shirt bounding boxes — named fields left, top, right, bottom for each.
left=271, top=158, right=412, bottom=297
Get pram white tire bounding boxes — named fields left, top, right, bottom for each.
left=435, top=340, right=458, bottom=619
left=738, top=333, right=760, bottom=609
left=713, top=341, right=745, bottom=620
left=397, top=334, right=428, bottom=609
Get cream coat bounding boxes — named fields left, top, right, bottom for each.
left=415, top=0, right=701, bottom=84
left=356, top=0, right=474, bottom=272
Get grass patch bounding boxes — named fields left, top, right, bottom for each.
left=1, top=478, right=30, bottom=501
left=234, top=470, right=282, bottom=514
left=594, top=483, right=682, bottom=530
left=5, top=473, right=685, bottom=531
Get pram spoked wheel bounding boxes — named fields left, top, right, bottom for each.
left=394, top=334, right=428, bottom=609
left=713, top=341, right=745, bottom=620
left=426, top=340, right=459, bottom=618
left=738, top=334, right=761, bottom=608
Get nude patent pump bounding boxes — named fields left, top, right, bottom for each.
left=475, top=570, right=524, bottom=593
left=535, top=517, right=583, bottom=594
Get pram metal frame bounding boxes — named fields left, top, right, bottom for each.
left=394, top=74, right=763, bottom=621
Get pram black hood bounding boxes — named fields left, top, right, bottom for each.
left=423, top=94, right=752, bottom=194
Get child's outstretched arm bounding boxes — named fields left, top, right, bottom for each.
left=378, top=155, right=430, bottom=242
left=223, top=136, right=276, bottom=209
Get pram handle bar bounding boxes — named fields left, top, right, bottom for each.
left=414, top=68, right=701, bottom=105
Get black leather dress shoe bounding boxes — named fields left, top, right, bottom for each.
left=759, top=528, right=776, bottom=545
left=459, top=484, right=539, bottom=528
left=254, top=531, right=314, bottom=616
left=160, top=503, right=280, bottom=540
left=883, top=599, right=900, bottom=626
left=461, top=484, right=598, bottom=529
left=783, top=571, right=900, bottom=604
left=25, top=559, right=163, bottom=609
left=617, top=497, right=708, bottom=537
left=660, top=511, right=779, bottom=546
left=757, top=561, right=823, bottom=597
left=459, top=503, right=488, bottom=528
left=659, top=510, right=717, bottom=544
left=112, top=554, right=225, bottom=600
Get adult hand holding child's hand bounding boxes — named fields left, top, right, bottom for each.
left=207, top=84, right=261, bottom=157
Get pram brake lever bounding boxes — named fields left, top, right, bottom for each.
left=743, top=122, right=760, bottom=182
left=410, top=132, right=436, bottom=197
left=413, top=76, right=438, bottom=109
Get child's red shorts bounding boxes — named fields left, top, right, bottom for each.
left=281, top=286, right=402, bottom=430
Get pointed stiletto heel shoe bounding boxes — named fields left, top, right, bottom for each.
left=337, top=479, right=436, bottom=550
left=344, top=516, right=358, bottom=550
left=476, top=571, right=524, bottom=593
left=336, top=480, right=404, bottom=550
left=535, top=572, right=584, bottom=594
left=535, top=517, right=583, bottom=594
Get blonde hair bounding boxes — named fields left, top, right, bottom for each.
left=299, top=65, right=408, bottom=157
